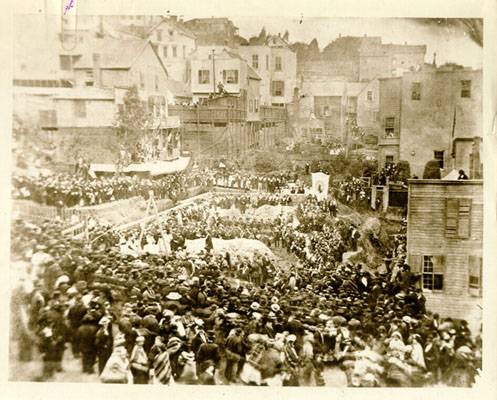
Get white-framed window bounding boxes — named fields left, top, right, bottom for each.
left=422, top=255, right=444, bottom=291
left=468, top=255, right=482, bottom=295
left=223, top=70, right=239, bottom=84
left=275, top=56, right=282, bottom=71
left=367, top=91, right=373, bottom=101
left=254, top=99, right=259, bottom=112
left=384, top=117, right=395, bottom=137
left=85, top=70, right=94, bottom=87
left=271, top=80, right=284, bottom=96
left=252, top=54, right=259, bottom=69
left=198, top=70, right=210, bottom=84
left=434, top=150, right=444, bottom=169
left=59, top=55, right=72, bottom=71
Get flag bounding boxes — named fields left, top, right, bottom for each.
left=451, top=107, right=457, bottom=157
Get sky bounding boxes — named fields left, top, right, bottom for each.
left=232, top=17, right=482, bottom=69
left=17, top=1, right=483, bottom=69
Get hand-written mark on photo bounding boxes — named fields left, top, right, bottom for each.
left=64, top=0, right=76, bottom=15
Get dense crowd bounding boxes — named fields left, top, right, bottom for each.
left=11, top=193, right=481, bottom=387
left=12, top=169, right=298, bottom=208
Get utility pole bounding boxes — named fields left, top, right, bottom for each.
left=212, top=49, right=216, bottom=94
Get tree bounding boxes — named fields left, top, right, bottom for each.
left=283, top=30, right=289, bottom=42
left=396, top=160, right=411, bottom=182
left=114, top=86, right=152, bottom=146
left=422, top=160, right=441, bottom=179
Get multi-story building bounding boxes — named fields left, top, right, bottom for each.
left=377, top=67, right=482, bottom=178
left=184, top=17, right=239, bottom=48
left=189, top=46, right=261, bottom=103
left=13, top=14, right=182, bottom=166
left=238, top=34, right=297, bottom=107
left=407, top=178, right=483, bottom=335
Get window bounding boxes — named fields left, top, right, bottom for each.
left=172, top=46, right=177, bottom=57
left=85, top=70, right=94, bottom=87
left=434, top=150, right=444, bottom=169
left=271, top=80, right=284, bottom=97
left=163, top=45, right=168, bottom=58
left=385, top=155, right=394, bottom=165
left=384, top=117, right=395, bottom=137
left=411, top=82, right=421, bottom=100
left=468, top=255, right=482, bottom=291
left=223, top=70, right=239, bottom=84
left=156, top=29, right=162, bottom=41
left=367, top=91, right=373, bottom=101
left=198, top=70, right=210, bottom=84
left=74, top=100, right=87, bottom=118
left=373, top=111, right=379, bottom=122
left=446, top=198, right=472, bottom=238
left=169, top=29, right=174, bottom=37
left=275, top=56, right=282, bottom=71
left=254, top=99, right=259, bottom=112
left=59, top=55, right=72, bottom=71
left=461, top=80, right=471, bottom=98
left=266, top=55, right=269, bottom=70
left=252, top=54, right=259, bottom=69
left=422, top=255, right=444, bottom=291
left=139, top=72, right=144, bottom=89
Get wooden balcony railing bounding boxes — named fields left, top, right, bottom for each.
left=169, top=106, right=246, bottom=124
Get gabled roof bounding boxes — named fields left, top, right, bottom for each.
left=145, top=17, right=197, bottom=40
left=247, top=65, right=262, bottom=80
left=165, top=79, right=192, bottom=98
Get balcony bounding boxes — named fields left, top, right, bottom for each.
left=260, top=106, right=286, bottom=122
left=378, top=134, right=400, bottom=146
left=169, top=105, right=246, bottom=124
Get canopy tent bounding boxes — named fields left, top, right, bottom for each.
left=89, top=157, right=190, bottom=178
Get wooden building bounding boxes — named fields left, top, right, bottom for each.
left=407, top=179, right=483, bottom=335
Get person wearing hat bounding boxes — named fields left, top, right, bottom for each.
left=283, top=334, right=300, bottom=386
left=77, top=311, right=100, bottom=374
left=224, top=328, right=246, bottom=383
left=130, top=336, right=149, bottom=384
left=95, top=316, right=114, bottom=375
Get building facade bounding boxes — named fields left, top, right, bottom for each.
left=377, top=68, right=482, bottom=176
left=238, top=35, right=297, bottom=106
left=407, top=179, right=483, bottom=335
left=184, top=17, right=239, bottom=47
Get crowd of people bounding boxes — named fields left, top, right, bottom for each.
left=12, top=169, right=299, bottom=209
left=11, top=190, right=481, bottom=387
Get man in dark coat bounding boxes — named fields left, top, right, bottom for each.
left=67, top=294, right=87, bottom=358
left=95, top=317, right=114, bottom=374
left=77, top=311, right=100, bottom=374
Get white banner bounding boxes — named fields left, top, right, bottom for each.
left=311, top=172, right=330, bottom=201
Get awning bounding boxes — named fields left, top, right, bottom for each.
left=89, top=157, right=191, bottom=177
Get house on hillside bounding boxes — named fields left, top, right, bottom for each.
left=377, top=67, right=482, bottom=178
left=407, top=178, right=483, bottom=335
left=184, top=17, right=239, bottom=47
left=238, top=34, right=297, bottom=106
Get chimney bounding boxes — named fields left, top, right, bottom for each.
left=170, top=15, right=178, bottom=22
left=432, top=52, right=437, bottom=67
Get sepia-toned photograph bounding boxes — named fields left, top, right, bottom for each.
left=7, top=0, right=490, bottom=391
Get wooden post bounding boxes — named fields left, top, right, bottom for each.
left=382, top=185, right=389, bottom=213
